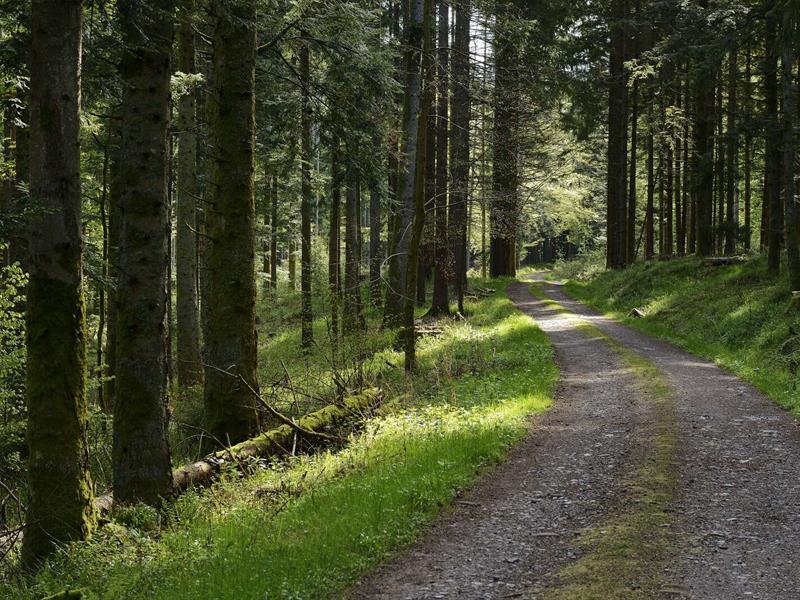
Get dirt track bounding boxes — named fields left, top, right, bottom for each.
left=349, top=279, right=800, bottom=599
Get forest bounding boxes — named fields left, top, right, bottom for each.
left=1, top=0, right=799, bottom=598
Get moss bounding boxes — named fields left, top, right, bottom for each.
left=23, top=276, right=96, bottom=566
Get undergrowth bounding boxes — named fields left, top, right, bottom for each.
left=564, top=255, right=800, bottom=413
left=2, top=279, right=557, bottom=599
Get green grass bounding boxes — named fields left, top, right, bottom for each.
left=563, top=256, right=800, bottom=414
left=3, top=279, right=557, bottom=599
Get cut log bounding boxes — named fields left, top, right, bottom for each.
left=703, top=256, right=746, bottom=267
left=628, top=307, right=646, bottom=318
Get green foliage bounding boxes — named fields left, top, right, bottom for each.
left=0, top=254, right=26, bottom=520
left=565, top=256, right=800, bottom=412
left=550, top=247, right=606, bottom=281
left=3, top=280, right=557, bottom=599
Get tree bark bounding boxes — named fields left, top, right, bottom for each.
left=114, top=0, right=175, bottom=505
left=606, top=0, right=628, bottom=268
left=329, top=141, right=341, bottom=341
left=765, top=2, right=783, bottom=272
left=404, top=0, right=433, bottom=370
left=449, top=0, right=470, bottom=313
left=646, top=92, right=655, bottom=260
left=22, top=0, right=96, bottom=566
left=300, top=42, right=314, bottom=349
left=369, top=134, right=383, bottom=309
left=725, top=43, right=739, bottom=255
left=344, top=167, right=365, bottom=331
left=744, top=46, right=753, bottom=252
left=693, top=1, right=716, bottom=257
left=429, top=0, right=450, bottom=316
left=781, top=6, right=800, bottom=292
left=270, top=175, right=278, bottom=290
left=203, top=0, right=260, bottom=448
left=384, top=0, right=425, bottom=327
left=490, top=2, right=521, bottom=277
left=176, top=0, right=203, bottom=386
left=627, top=78, right=638, bottom=263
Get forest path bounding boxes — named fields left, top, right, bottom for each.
left=349, top=277, right=800, bottom=599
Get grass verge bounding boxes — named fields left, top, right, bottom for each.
left=562, top=256, right=800, bottom=414
left=3, top=279, right=556, bottom=599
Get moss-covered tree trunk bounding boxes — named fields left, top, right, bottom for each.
left=114, top=0, right=175, bottom=505
left=203, top=0, right=260, bottom=447
left=449, top=0, right=470, bottom=314
left=22, top=0, right=95, bottom=566
left=176, top=0, right=203, bottom=386
left=300, top=42, right=314, bottom=349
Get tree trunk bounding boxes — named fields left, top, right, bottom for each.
left=300, top=42, right=314, bottom=349
left=744, top=46, right=753, bottom=252
left=369, top=134, right=383, bottom=309
left=781, top=7, right=800, bottom=292
left=715, top=75, right=725, bottom=256
left=384, top=0, right=425, bottom=327
left=449, top=0, right=470, bottom=313
left=725, top=43, right=739, bottom=255
left=646, top=97, right=655, bottom=260
left=606, top=0, right=628, bottom=268
left=176, top=0, right=203, bottom=386
left=627, top=78, right=638, bottom=263
left=429, top=0, right=450, bottom=316
left=329, top=141, right=341, bottom=341
left=674, top=75, right=683, bottom=256
left=203, top=0, right=260, bottom=448
left=404, top=0, right=433, bottom=370
left=114, top=0, right=175, bottom=505
left=22, top=0, right=96, bottom=566
left=693, top=2, right=716, bottom=257
left=765, top=2, right=783, bottom=273
left=270, top=175, right=278, bottom=290
left=344, top=167, right=365, bottom=330
left=490, top=2, right=521, bottom=277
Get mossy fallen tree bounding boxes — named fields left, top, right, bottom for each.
left=172, top=388, right=382, bottom=493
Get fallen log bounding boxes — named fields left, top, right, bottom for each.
left=173, top=388, right=382, bottom=492
left=703, top=256, right=746, bottom=267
